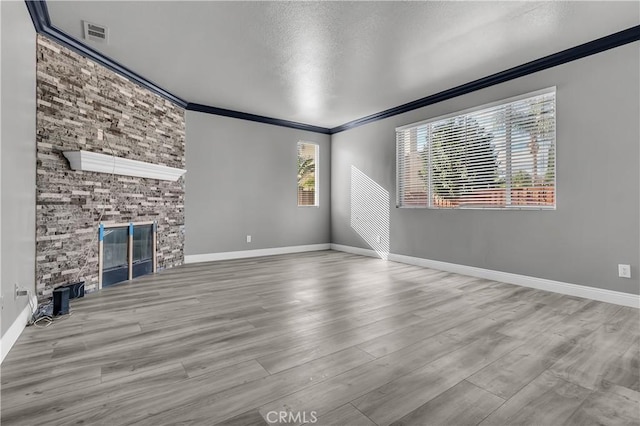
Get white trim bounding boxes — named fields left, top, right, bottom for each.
left=184, top=244, right=331, bottom=264
left=330, top=244, right=639, bottom=308
left=63, top=150, right=186, bottom=182
left=330, top=244, right=381, bottom=259
left=1, top=295, right=37, bottom=364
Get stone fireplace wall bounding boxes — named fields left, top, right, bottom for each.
left=35, top=35, right=185, bottom=298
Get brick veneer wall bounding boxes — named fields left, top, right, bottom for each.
left=35, top=35, right=185, bottom=298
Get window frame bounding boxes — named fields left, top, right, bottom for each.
left=396, top=87, right=556, bottom=210
left=297, top=141, right=319, bottom=207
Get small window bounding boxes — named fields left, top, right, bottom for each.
left=297, top=142, right=319, bottom=206
left=396, top=88, right=556, bottom=209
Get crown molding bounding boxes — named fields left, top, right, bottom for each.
left=330, top=25, right=640, bottom=134
left=25, top=0, right=188, bottom=108
left=24, top=0, right=329, bottom=133
left=186, top=104, right=331, bottom=134
left=24, top=1, right=639, bottom=136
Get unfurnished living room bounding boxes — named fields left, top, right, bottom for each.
left=1, top=1, right=639, bottom=425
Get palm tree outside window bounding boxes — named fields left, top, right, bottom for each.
left=297, top=142, right=319, bottom=206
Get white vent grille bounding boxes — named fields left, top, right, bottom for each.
left=83, top=21, right=108, bottom=43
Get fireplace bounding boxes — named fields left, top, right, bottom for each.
left=99, top=222, right=157, bottom=288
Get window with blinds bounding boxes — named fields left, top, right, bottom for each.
left=297, top=142, right=319, bottom=206
left=396, top=88, right=556, bottom=209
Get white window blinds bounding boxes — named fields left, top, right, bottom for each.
left=396, top=88, right=556, bottom=209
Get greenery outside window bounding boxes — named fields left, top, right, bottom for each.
left=396, top=88, right=556, bottom=209
left=298, top=142, right=319, bottom=206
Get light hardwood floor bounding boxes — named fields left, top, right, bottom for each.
left=1, top=250, right=638, bottom=425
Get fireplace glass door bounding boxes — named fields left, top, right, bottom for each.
left=102, top=226, right=129, bottom=287
left=133, top=224, right=153, bottom=278
left=100, top=222, right=156, bottom=289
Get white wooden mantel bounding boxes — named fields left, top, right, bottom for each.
left=63, top=150, right=186, bottom=182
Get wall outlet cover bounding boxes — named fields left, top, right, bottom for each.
left=618, top=264, right=631, bottom=278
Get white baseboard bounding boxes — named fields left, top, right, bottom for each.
left=329, top=244, right=380, bottom=258
left=1, top=295, right=37, bottom=364
left=184, top=244, right=331, bottom=264
left=330, top=244, right=639, bottom=308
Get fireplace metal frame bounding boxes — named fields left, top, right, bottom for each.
left=98, top=221, right=157, bottom=289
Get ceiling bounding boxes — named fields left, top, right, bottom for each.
left=47, top=1, right=639, bottom=128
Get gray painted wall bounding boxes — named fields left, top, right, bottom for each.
left=331, top=43, right=640, bottom=295
left=185, top=111, right=331, bottom=256
left=1, top=1, right=37, bottom=336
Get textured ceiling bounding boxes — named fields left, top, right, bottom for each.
left=47, top=1, right=639, bottom=128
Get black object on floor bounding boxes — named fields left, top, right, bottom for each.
left=62, top=281, right=85, bottom=299
left=52, top=287, right=70, bottom=316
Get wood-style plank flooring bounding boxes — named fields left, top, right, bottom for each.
left=1, top=250, right=638, bottom=425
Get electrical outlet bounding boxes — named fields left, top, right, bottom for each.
left=376, top=235, right=382, bottom=244
left=618, top=264, right=631, bottom=278
left=246, top=235, right=252, bottom=243
left=15, top=284, right=28, bottom=297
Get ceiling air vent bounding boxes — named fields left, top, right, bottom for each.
left=83, top=21, right=108, bottom=43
